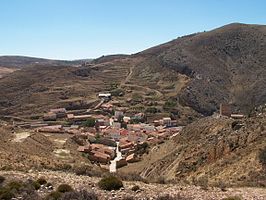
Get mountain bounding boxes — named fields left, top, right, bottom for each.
left=0, top=23, right=265, bottom=121
left=0, top=56, right=92, bottom=79
left=135, top=23, right=266, bottom=115
left=0, top=23, right=265, bottom=189
left=0, top=55, right=89, bottom=68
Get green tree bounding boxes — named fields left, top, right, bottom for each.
left=83, top=118, right=96, bottom=127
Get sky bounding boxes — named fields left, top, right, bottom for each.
left=0, top=0, right=266, bottom=60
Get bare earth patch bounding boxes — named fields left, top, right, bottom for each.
left=12, top=131, right=31, bottom=142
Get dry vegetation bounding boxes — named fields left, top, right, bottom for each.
left=0, top=23, right=266, bottom=199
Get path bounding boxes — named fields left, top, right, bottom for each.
left=93, top=99, right=105, bottom=110
left=110, top=142, right=122, bottom=173
left=121, top=65, right=163, bottom=98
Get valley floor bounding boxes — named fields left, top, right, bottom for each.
left=0, top=170, right=265, bottom=200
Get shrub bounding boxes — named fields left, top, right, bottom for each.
left=217, top=181, right=227, bottom=192
left=131, top=185, right=140, bottom=192
left=20, top=192, right=41, bottom=200
left=0, top=179, right=41, bottom=200
left=45, top=191, right=62, bottom=200
left=7, top=181, right=23, bottom=191
left=31, top=181, right=41, bottom=190
left=197, top=176, right=209, bottom=190
left=145, top=107, right=160, bottom=113
left=110, top=88, right=124, bottom=97
left=59, top=189, right=98, bottom=200
left=155, top=176, right=166, bottom=184
left=57, top=184, right=73, bottom=193
left=74, top=165, right=90, bottom=176
left=259, top=147, right=266, bottom=166
left=98, top=176, right=123, bottom=191
left=82, top=118, right=96, bottom=127
left=135, top=142, right=149, bottom=155
left=122, top=196, right=134, bottom=200
left=37, top=177, right=47, bottom=185
left=117, top=172, right=144, bottom=182
left=0, top=175, right=5, bottom=184
left=163, top=99, right=177, bottom=111
left=59, top=164, right=72, bottom=171
left=0, top=187, right=15, bottom=200
left=156, top=194, right=191, bottom=200
left=222, top=196, right=242, bottom=200
left=132, top=93, right=142, bottom=102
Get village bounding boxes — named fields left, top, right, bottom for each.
left=10, top=91, right=245, bottom=173
left=11, top=92, right=184, bottom=173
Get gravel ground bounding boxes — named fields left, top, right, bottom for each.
left=0, top=170, right=265, bottom=200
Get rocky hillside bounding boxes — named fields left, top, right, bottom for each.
left=121, top=107, right=266, bottom=187
left=0, top=23, right=265, bottom=121
left=136, top=23, right=266, bottom=115
left=0, top=122, right=92, bottom=171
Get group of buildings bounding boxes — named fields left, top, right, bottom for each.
left=74, top=109, right=182, bottom=168
left=37, top=99, right=183, bottom=169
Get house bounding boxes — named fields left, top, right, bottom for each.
left=128, top=131, right=148, bottom=143
left=50, top=108, right=67, bottom=118
left=77, top=145, right=91, bottom=153
left=119, top=141, right=134, bottom=150
left=66, top=129, right=81, bottom=135
left=67, top=114, right=93, bottom=122
left=97, top=137, right=117, bottom=148
left=153, top=120, right=161, bottom=126
left=101, top=103, right=113, bottom=111
left=127, top=124, right=141, bottom=131
left=109, top=118, right=114, bottom=126
left=231, top=114, right=244, bottom=119
left=170, top=120, right=177, bottom=127
left=79, top=143, right=115, bottom=164
left=163, top=117, right=172, bottom=127
left=37, top=125, right=64, bottom=133
left=123, top=116, right=131, bottom=123
left=147, top=137, right=160, bottom=145
left=220, top=104, right=231, bottom=117
left=90, top=143, right=115, bottom=159
left=114, top=111, right=124, bottom=119
left=126, top=153, right=138, bottom=163
left=95, top=119, right=105, bottom=128
left=88, top=152, right=110, bottom=164
left=120, top=129, right=128, bottom=137
left=98, top=93, right=111, bottom=101
left=84, top=133, right=96, bottom=143
left=109, top=129, right=121, bottom=141
left=121, top=147, right=132, bottom=155
left=158, top=132, right=169, bottom=140
left=131, top=113, right=146, bottom=122
left=43, top=112, right=57, bottom=121
left=112, top=122, right=121, bottom=129
left=141, top=123, right=155, bottom=132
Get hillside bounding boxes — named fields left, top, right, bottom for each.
left=0, top=120, right=94, bottom=171
left=0, top=23, right=265, bottom=121
left=0, top=23, right=265, bottom=198
left=0, top=56, right=87, bottom=69
left=120, top=107, right=266, bottom=187
left=135, top=23, right=266, bottom=115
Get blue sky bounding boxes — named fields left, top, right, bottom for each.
left=0, top=0, right=266, bottom=60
